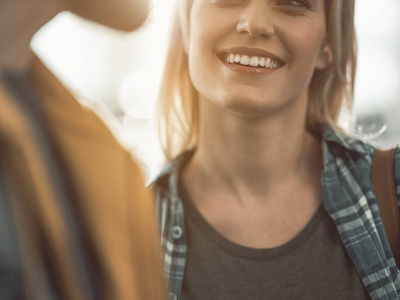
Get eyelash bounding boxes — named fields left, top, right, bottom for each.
left=211, top=0, right=313, bottom=10
left=276, top=0, right=312, bottom=9
left=210, top=0, right=245, bottom=5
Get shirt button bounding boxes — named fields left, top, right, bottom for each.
left=172, top=226, right=183, bottom=239
left=169, top=292, right=177, bottom=300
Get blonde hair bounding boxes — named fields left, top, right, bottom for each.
left=157, top=0, right=357, bottom=160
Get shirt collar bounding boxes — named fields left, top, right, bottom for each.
left=151, top=150, right=194, bottom=199
left=322, top=125, right=374, bottom=156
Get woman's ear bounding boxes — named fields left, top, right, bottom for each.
left=315, top=39, right=333, bottom=70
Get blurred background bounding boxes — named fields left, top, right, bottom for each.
left=31, top=0, right=400, bottom=180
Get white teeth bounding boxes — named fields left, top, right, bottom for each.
left=240, top=55, right=250, bottom=65
left=249, top=56, right=259, bottom=67
left=225, top=53, right=279, bottom=69
left=234, top=54, right=241, bottom=63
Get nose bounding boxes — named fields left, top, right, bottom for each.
left=236, top=1, right=274, bottom=38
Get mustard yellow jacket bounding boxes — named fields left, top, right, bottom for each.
left=0, top=55, right=165, bottom=300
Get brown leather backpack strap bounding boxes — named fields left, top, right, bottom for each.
left=372, top=148, right=400, bottom=266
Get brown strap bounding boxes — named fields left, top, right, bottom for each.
left=372, top=148, right=400, bottom=266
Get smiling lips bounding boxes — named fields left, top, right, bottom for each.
left=225, top=53, right=280, bottom=69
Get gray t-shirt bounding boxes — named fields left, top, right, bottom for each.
left=179, top=182, right=370, bottom=300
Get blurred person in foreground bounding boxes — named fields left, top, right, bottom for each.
left=0, top=0, right=166, bottom=299
left=153, top=0, right=400, bottom=299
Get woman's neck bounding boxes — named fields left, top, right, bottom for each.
left=183, top=95, right=323, bottom=206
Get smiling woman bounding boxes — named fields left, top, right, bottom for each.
left=153, top=0, right=400, bottom=299
left=157, top=0, right=356, bottom=160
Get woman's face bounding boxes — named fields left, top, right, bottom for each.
left=186, top=0, right=332, bottom=117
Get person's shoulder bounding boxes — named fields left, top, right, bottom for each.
left=149, top=150, right=195, bottom=199
left=149, top=158, right=179, bottom=194
left=323, top=126, right=400, bottom=178
left=322, top=125, right=377, bottom=157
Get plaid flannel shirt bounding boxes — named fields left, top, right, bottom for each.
left=153, top=126, right=400, bottom=300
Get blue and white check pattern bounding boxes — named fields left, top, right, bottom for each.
left=153, top=126, right=400, bottom=300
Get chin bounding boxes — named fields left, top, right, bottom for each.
left=216, top=95, right=279, bottom=118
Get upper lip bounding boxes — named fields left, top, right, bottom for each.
left=217, top=47, right=286, bottom=65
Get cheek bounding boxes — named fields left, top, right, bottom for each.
left=189, top=2, right=234, bottom=56
left=277, top=23, right=327, bottom=95
left=188, top=28, right=208, bottom=83
left=286, top=25, right=326, bottom=69
left=188, top=8, right=221, bottom=81
left=188, top=11, right=209, bottom=65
